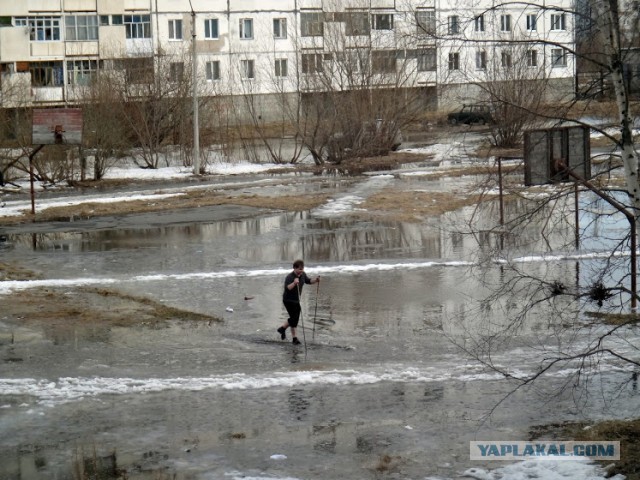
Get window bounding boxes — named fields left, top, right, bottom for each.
left=347, top=49, right=369, bottom=73
left=448, top=52, right=459, bottom=70
left=124, top=15, right=151, bottom=39
left=372, top=50, right=396, bottom=73
left=29, top=61, right=63, bottom=86
left=111, top=15, right=123, bottom=25
left=99, top=15, right=109, bottom=26
left=67, top=59, right=100, bottom=85
left=301, top=53, right=323, bottom=74
left=239, top=18, right=253, bottom=39
left=526, top=14, right=537, bottom=31
left=65, top=16, right=98, bottom=41
left=448, top=16, right=459, bottom=35
left=500, top=14, right=511, bottom=32
left=476, top=50, right=487, bottom=70
left=526, top=49, right=538, bottom=67
left=273, top=18, right=287, bottom=38
left=15, top=17, right=61, bottom=41
left=373, top=14, right=393, bottom=30
left=0, top=64, right=11, bottom=89
left=301, top=12, right=323, bottom=37
left=168, top=19, right=182, bottom=40
left=416, top=10, right=436, bottom=35
left=169, top=62, right=184, bottom=82
left=501, top=51, right=512, bottom=68
left=241, top=59, right=255, bottom=78
left=206, top=60, right=220, bottom=81
left=204, top=19, right=218, bottom=39
left=346, top=12, right=370, bottom=36
left=551, top=13, right=566, bottom=30
left=474, top=15, right=485, bottom=32
left=275, top=58, right=288, bottom=77
left=551, top=48, right=567, bottom=67
left=115, top=57, right=153, bottom=84
left=417, top=49, right=436, bottom=71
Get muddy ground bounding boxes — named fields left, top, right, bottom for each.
left=0, top=151, right=523, bottom=226
left=529, top=420, right=640, bottom=479
left=2, top=150, right=639, bottom=478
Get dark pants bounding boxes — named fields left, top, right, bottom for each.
left=283, top=301, right=301, bottom=328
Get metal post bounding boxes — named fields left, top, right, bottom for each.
left=497, top=156, right=504, bottom=226
left=190, top=6, right=200, bottom=175
left=574, top=183, right=580, bottom=249
left=497, top=156, right=505, bottom=250
left=633, top=218, right=637, bottom=311
left=29, top=157, right=35, bottom=216
left=28, top=145, right=44, bottom=217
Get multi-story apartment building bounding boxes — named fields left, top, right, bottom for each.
left=0, top=0, right=575, bottom=122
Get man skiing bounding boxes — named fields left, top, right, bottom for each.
left=277, top=259, right=320, bottom=345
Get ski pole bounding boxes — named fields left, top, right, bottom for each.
left=298, top=282, right=307, bottom=356
left=313, top=281, right=319, bottom=341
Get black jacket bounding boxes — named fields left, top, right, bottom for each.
left=282, top=271, right=311, bottom=303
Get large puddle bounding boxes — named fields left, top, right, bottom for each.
left=1, top=166, right=638, bottom=479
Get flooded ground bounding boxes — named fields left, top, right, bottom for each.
left=1, top=147, right=639, bottom=479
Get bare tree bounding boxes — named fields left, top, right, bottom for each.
left=99, top=48, right=195, bottom=169
left=0, top=71, right=43, bottom=185
left=445, top=0, right=640, bottom=408
left=0, top=110, right=73, bottom=186
left=277, top=4, right=426, bottom=165
left=471, top=41, right=552, bottom=148
left=0, top=108, right=31, bottom=185
left=79, top=72, right=131, bottom=180
left=403, top=0, right=572, bottom=148
left=227, top=56, right=305, bottom=165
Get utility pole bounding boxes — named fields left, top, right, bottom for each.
left=190, top=2, right=200, bottom=175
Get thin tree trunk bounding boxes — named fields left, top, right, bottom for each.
left=594, top=0, right=640, bottom=211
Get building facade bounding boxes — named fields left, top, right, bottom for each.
left=0, top=0, right=575, bottom=120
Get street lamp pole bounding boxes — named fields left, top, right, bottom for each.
left=190, top=3, right=200, bottom=175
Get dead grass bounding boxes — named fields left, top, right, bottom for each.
left=359, top=190, right=485, bottom=222
left=0, top=191, right=332, bottom=226
left=584, top=311, right=640, bottom=326
left=373, top=454, right=403, bottom=473
left=0, top=151, right=426, bottom=226
left=473, top=144, right=523, bottom=159
left=321, top=151, right=429, bottom=175
left=577, top=419, right=640, bottom=479
left=0, top=151, right=526, bottom=227
left=2, top=286, right=221, bottom=327
left=0, top=261, right=43, bottom=281
left=416, top=163, right=523, bottom=180
left=530, top=419, right=640, bottom=480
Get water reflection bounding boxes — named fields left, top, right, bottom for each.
left=5, top=187, right=600, bottom=277
left=5, top=212, right=463, bottom=280
left=43, top=324, right=112, bottom=347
